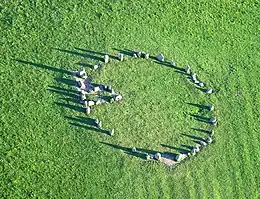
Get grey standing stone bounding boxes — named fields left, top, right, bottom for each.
left=191, top=73, right=197, bottom=81
left=104, top=55, right=109, bottom=63
left=156, top=53, right=165, bottom=62
left=133, top=53, right=137, bottom=58
left=191, top=148, right=196, bottom=155
left=78, top=68, right=86, bottom=77
left=132, top=147, right=137, bottom=152
left=171, top=61, right=176, bottom=67
left=145, top=53, right=149, bottom=59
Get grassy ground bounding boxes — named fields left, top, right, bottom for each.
left=1, top=0, right=259, bottom=198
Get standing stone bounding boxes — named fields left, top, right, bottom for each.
left=118, top=53, right=124, bottom=61
left=184, top=65, right=190, bottom=73
left=154, top=153, right=162, bottom=160
left=200, top=141, right=207, bottom=146
left=97, top=121, right=102, bottom=128
left=132, top=147, right=137, bottom=152
left=146, top=154, right=152, bottom=160
left=133, top=53, right=137, bottom=58
left=191, top=148, right=196, bottom=155
left=208, top=130, right=214, bottom=135
left=205, top=137, right=213, bottom=144
left=156, top=54, right=165, bottom=62
left=175, top=153, right=186, bottom=162
left=108, top=129, right=114, bottom=136
left=191, top=73, right=197, bottom=81
left=88, top=100, right=95, bottom=107
left=85, top=106, right=91, bottom=114
left=137, top=52, right=142, bottom=58
left=95, top=99, right=101, bottom=105
left=194, top=80, right=200, bottom=84
left=194, top=145, right=200, bottom=152
left=77, top=80, right=86, bottom=90
left=208, top=105, right=214, bottom=111
left=145, top=53, right=149, bottom=59
left=104, top=55, right=109, bottom=63
left=206, top=88, right=213, bottom=94
left=81, top=93, right=86, bottom=101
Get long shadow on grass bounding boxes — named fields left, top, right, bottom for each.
left=75, top=48, right=118, bottom=60
left=191, top=128, right=213, bottom=135
left=160, top=144, right=190, bottom=153
left=181, top=133, right=205, bottom=141
left=65, top=116, right=110, bottom=134
left=190, top=114, right=212, bottom=124
left=48, top=86, right=79, bottom=101
left=187, top=103, right=209, bottom=110
left=15, top=59, right=71, bottom=75
left=101, top=142, right=178, bottom=160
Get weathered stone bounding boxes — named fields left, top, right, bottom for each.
left=194, top=145, right=200, bottom=152
left=145, top=53, right=149, bottom=59
left=94, top=86, right=101, bottom=92
left=200, top=141, right=207, bottom=146
left=132, top=147, right=136, bottom=152
left=118, top=53, right=124, bottom=61
left=187, top=152, right=191, bottom=157
left=194, top=80, right=200, bottom=84
left=104, top=55, right=109, bottom=63
left=156, top=53, right=165, bottom=62
left=137, top=52, right=142, bottom=57
left=154, top=153, right=162, bottom=160
left=133, top=53, right=137, bottom=58
left=184, top=65, right=190, bottom=73
left=95, top=99, right=101, bottom=105
left=146, top=154, right=152, bottom=160
left=77, top=80, right=86, bottom=90
left=81, top=93, right=86, bottom=101
left=206, top=88, right=213, bottom=94
left=97, top=120, right=102, bottom=128
left=112, top=94, right=122, bottom=101
left=208, top=130, right=214, bottom=135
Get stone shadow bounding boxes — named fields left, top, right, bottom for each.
left=14, top=59, right=71, bottom=75
left=190, top=114, right=212, bottom=124
left=75, top=48, right=118, bottom=60
left=160, top=144, right=189, bottom=154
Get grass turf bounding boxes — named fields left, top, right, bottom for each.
left=1, top=0, right=260, bottom=198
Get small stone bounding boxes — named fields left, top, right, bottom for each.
left=187, top=153, right=191, bottom=157
left=194, top=80, right=200, bottom=84
left=93, top=86, right=101, bottom=92
left=170, top=61, right=176, bottom=67
left=154, top=153, right=162, bottom=160
left=156, top=53, right=165, bottom=62
left=118, top=53, right=124, bottom=61
left=113, top=94, right=122, bottom=101
left=199, top=82, right=204, bottom=87
left=133, top=53, right=137, bottom=58
left=206, top=88, right=213, bottom=94
left=110, top=97, right=115, bottom=103
left=194, top=145, right=200, bottom=152
left=108, top=129, right=114, bottom=136
left=85, top=106, right=91, bottom=114
left=175, top=153, right=186, bottom=162
left=137, top=52, right=142, bottom=57
left=95, top=99, right=101, bottom=105
left=104, top=55, right=109, bottom=63
left=132, top=147, right=136, bottom=152
left=184, top=65, right=190, bottom=73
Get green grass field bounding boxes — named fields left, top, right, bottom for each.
left=1, top=0, right=260, bottom=198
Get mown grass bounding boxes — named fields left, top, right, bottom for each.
left=0, top=0, right=259, bottom=198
